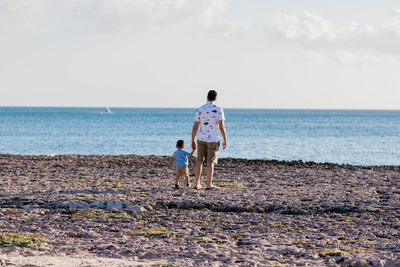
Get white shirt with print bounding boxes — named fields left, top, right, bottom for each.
left=194, top=102, right=225, bottom=143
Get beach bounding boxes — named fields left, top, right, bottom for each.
left=0, top=154, right=399, bottom=266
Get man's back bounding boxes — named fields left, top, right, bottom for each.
left=194, top=102, right=225, bottom=143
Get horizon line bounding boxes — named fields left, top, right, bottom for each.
left=0, top=105, right=399, bottom=111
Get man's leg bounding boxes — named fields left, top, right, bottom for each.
left=205, top=162, right=214, bottom=188
left=194, top=161, right=203, bottom=188
left=205, top=142, right=218, bottom=189
left=194, top=141, right=206, bottom=189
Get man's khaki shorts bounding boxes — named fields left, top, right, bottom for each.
left=197, top=140, right=220, bottom=164
left=176, top=166, right=189, bottom=178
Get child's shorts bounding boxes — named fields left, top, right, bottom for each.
left=176, top=166, right=189, bottom=178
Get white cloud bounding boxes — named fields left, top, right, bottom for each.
left=265, top=9, right=400, bottom=64
left=0, top=0, right=82, bottom=29
left=0, top=0, right=53, bottom=27
left=196, top=0, right=228, bottom=28
left=268, top=11, right=336, bottom=42
left=0, top=0, right=232, bottom=33
left=86, top=0, right=188, bottom=29
left=79, top=0, right=233, bottom=33
left=0, top=0, right=50, bottom=13
left=2, top=1, right=400, bottom=58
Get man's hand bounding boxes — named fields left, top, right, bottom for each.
left=218, top=120, right=227, bottom=150
left=191, top=140, right=197, bottom=151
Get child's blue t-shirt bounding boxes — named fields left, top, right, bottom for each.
left=173, top=149, right=190, bottom=167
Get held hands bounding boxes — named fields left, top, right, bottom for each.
left=189, top=143, right=196, bottom=157
left=191, top=140, right=197, bottom=151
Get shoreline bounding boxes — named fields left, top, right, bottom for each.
left=1, top=153, right=400, bottom=169
left=0, top=154, right=399, bottom=266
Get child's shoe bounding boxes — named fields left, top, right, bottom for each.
left=175, top=184, right=179, bottom=189
left=186, top=181, right=190, bottom=187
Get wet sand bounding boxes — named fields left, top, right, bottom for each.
left=0, top=154, right=399, bottom=266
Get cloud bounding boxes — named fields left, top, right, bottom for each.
left=2, top=1, right=400, bottom=58
left=265, top=9, right=400, bottom=58
left=196, top=0, right=228, bottom=28
left=268, top=11, right=336, bottom=42
left=0, top=0, right=82, bottom=29
left=86, top=0, right=189, bottom=29
left=0, top=0, right=53, bottom=27
left=0, top=0, right=232, bottom=33
left=78, top=0, right=232, bottom=33
left=0, top=0, right=50, bottom=13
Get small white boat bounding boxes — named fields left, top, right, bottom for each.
left=100, top=107, right=113, bottom=114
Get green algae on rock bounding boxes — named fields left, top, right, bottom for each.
left=0, top=233, right=49, bottom=248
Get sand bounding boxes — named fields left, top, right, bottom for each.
left=0, top=154, right=399, bottom=266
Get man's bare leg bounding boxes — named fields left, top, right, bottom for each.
left=205, top=162, right=215, bottom=188
left=194, top=161, right=203, bottom=189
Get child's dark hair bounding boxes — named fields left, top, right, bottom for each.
left=176, top=140, right=184, bottom=148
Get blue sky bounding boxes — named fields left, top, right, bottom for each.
left=0, top=0, right=399, bottom=109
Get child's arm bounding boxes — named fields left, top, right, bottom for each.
left=188, top=149, right=195, bottom=157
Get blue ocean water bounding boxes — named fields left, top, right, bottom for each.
left=0, top=107, right=399, bottom=166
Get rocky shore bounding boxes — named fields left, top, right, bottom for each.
left=0, top=154, right=399, bottom=266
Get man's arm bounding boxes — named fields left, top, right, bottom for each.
left=218, top=120, right=227, bottom=149
left=191, top=121, right=199, bottom=150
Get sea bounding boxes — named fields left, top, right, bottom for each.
left=0, top=107, right=399, bottom=166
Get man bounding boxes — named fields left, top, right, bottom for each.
left=191, top=90, right=227, bottom=189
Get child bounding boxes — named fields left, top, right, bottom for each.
left=172, top=140, right=195, bottom=189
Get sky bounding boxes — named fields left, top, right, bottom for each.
left=0, top=0, right=399, bottom=109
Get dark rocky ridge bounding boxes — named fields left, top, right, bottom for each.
left=0, top=154, right=399, bottom=266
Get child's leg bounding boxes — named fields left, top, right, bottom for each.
left=185, top=175, right=190, bottom=187
left=175, top=167, right=182, bottom=189
left=184, top=167, right=190, bottom=187
left=175, top=175, right=180, bottom=189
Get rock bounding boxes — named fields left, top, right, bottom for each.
left=56, top=201, right=89, bottom=210
left=370, top=259, right=385, bottom=267
left=179, top=200, right=194, bottom=209
left=350, top=259, right=370, bottom=267
left=384, top=260, right=399, bottom=267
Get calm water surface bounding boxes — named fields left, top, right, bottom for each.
left=0, top=107, right=399, bottom=165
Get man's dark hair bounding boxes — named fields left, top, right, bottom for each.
left=176, top=140, right=184, bottom=148
left=207, top=90, right=218, bottom=101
